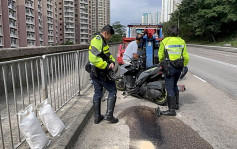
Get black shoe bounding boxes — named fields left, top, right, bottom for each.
left=94, top=115, right=104, bottom=124
left=160, top=109, right=176, bottom=116
left=104, top=96, right=119, bottom=123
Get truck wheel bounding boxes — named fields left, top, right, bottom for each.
left=115, top=78, right=125, bottom=91
left=155, top=90, right=167, bottom=105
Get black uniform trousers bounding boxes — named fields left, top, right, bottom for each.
left=90, top=72, right=117, bottom=102
left=165, top=65, right=183, bottom=97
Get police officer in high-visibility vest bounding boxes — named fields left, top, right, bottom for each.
left=89, top=24, right=118, bottom=124
left=158, top=25, right=189, bottom=116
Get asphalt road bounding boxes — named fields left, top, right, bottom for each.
left=188, top=46, right=237, bottom=98
left=73, top=46, right=237, bottom=149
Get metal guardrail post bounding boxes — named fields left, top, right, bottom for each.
left=40, top=56, right=48, bottom=100
left=2, top=65, right=14, bottom=148
left=0, top=111, right=5, bottom=149
left=76, top=51, right=81, bottom=95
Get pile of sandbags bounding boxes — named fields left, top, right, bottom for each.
left=18, top=99, right=65, bottom=149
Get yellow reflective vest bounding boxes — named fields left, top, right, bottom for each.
left=158, top=37, right=189, bottom=66
left=89, top=34, right=115, bottom=69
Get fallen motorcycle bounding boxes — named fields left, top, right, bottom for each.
left=116, top=59, right=167, bottom=105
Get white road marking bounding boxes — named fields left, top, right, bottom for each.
left=223, top=54, right=237, bottom=58
left=193, top=75, right=207, bottom=82
left=190, top=54, right=237, bottom=69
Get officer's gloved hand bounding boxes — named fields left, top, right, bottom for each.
left=104, top=62, right=114, bottom=71
left=109, top=63, right=115, bottom=69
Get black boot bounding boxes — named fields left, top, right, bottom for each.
left=160, top=96, right=176, bottom=116
left=175, top=92, right=179, bottom=110
left=93, top=101, right=104, bottom=124
left=104, top=96, right=119, bottom=123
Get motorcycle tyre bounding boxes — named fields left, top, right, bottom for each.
left=154, top=89, right=167, bottom=106
left=115, top=78, right=126, bottom=91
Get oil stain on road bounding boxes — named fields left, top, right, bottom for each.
left=119, top=106, right=213, bottom=149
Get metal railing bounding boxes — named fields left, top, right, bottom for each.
left=0, top=44, right=119, bottom=148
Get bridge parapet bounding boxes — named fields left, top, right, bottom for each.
left=0, top=43, right=120, bottom=148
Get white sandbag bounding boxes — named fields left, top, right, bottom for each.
left=18, top=105, right=50, bottom=149
left=37, top=99, right=65, bottom=137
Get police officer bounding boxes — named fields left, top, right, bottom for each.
left=158, top=25, right=189, bottom=116
left=89, top=24, right=118, bottom=124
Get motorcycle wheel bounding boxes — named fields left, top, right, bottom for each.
left=155, top=89, right=167, bottom=105
left=115, top=78, right=126, bottom=91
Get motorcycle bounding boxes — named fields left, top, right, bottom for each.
left=115, top=57, right=167, bottom=105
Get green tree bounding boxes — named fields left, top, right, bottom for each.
left=112, top=21, right=126, bottom=36
left=167, top=0, right=237, bottom=42
left=108, top=21, right=126, bottom=43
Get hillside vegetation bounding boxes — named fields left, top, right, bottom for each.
left=162, top=0, right=237, bottom=47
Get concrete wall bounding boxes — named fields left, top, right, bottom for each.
left=0, top=44, right=90, bottom=61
